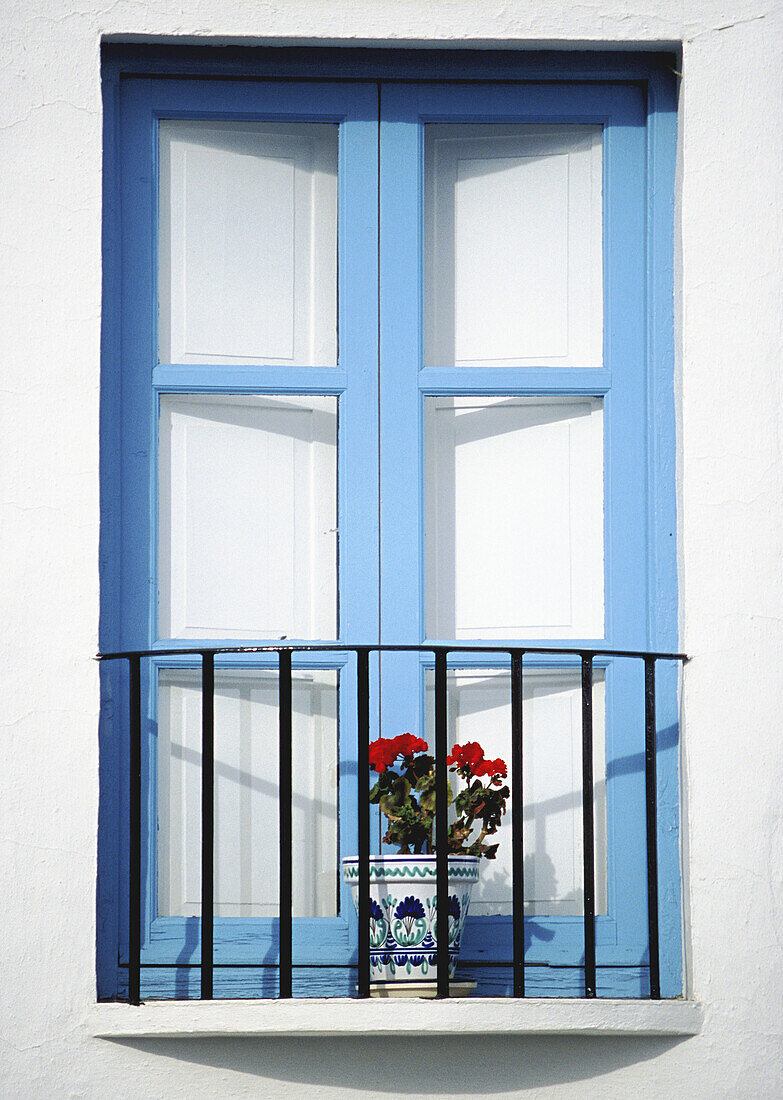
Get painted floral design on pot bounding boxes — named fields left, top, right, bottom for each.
left=342, top=855, right=479, bottom=982
left=447, top=894, right=462, bottom=944
left=392, top=894, right=428, bottom=947
left=368, top=897, right=387, bottom=949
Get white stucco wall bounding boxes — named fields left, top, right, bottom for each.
left=1, top=2, right=782, bottom=1096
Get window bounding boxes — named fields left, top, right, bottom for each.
left=99, top=49, right=679, bottom=1001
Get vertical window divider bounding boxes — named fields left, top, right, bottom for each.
left=278, top=649, right=293, bottom=998
left=128, top=654, right=142, bottom=1006
left=434, top=648, right=450, bottom=998
left=581, top=654, right=596, bottom=998
left=200, top=650, right=215, bottom=1000
left=644, top=656, right=661, bottom=999
left=357, top=648, right=371, bottom=997
left=510, top=649, right=525, bottom=998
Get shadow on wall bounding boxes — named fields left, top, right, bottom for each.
left=108, top=1034, right=691, bottom=1093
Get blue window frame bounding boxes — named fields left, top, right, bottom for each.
left=99, top=48, right=679, bottom=1001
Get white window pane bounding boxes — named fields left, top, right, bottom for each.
left=159, top=121, right=337, bottom=366
left=425, top=396, right=604, bottom=640
left=158, top=668, right=338, bottom=918
left=424, top=124, right=602, bottom=368
left=426, top=669, right=606, bottom=916
left=159, top=394, right=337, bottom=640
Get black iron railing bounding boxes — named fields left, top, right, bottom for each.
left=98, top=642, right=687, bottom=1004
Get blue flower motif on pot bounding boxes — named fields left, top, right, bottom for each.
left=368, top=897, right=387, bottom=948
left=448, top=894, right=461, bottom=945
left=404, top=954, right=432, bottom=975
left=392, top=894, right=427, bottom=947
left=424, top=893, right=464, bottom=945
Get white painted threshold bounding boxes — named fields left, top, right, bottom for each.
left=91, top=997, right=702, bottom=1039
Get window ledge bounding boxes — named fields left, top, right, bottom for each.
left=90, top=998, right=702, bottom=1039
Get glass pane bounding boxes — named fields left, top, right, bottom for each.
left=424, top=124, right=602, bottom=368
left=159, top=121, right=338, bottom=366
left=426, top=668, right=606, bottom=916
left=158, top=668, right=338, bottom=918
left=159, top=394, right=337, bottom=640
left=425, top=396, right=604, bottom=639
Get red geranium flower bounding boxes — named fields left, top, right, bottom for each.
left=473, top=757, right=508, bottom=779
left=448, top=744, right=507, bottom=781
left=368, top=737, right=399, bottom=773
left=447, top=742, right=485, bottom=771
left=393, top=733, right=428, bottom=759
left=368, top=733, right=429, bottom=773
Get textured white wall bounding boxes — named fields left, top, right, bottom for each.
left=1, top=2, right=782, bottom=1096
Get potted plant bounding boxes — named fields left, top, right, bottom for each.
left=342, top=734, right=509, bottom=993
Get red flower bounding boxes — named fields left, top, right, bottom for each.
left=393, top=733, right=428, bottom=759
left=368, top=733, right=429, bottom=773
left=368, top=737, right=398, bottom=773
left=447, top=743, right=507, bottom=780
left=473, top=757, right=508, bottom=779
left=447, top=742, right=485, bottom=770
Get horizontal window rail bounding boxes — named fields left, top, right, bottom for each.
left=98, top=642, right=687, bottom=1005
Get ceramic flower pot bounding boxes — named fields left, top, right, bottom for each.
left=342, top=854, right=479, bottom=985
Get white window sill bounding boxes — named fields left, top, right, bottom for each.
left=90, top=997, right=702, bottom=1039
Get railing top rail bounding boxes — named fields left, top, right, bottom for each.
left=97, top=643, right=688, bottom=662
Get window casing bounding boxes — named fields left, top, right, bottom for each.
left=99, top=47, right=680, bottom=1001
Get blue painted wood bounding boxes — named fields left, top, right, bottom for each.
left=377, top=83, right=424, bottom=779
left=418, top=367, right=612, bottom=396
left=137, top=918, right=352, bottom=963
left=101, top=53, right=679, bottom=1001
left=102, top=43, right=678, bottom=86
left=602, top=85, right=649, bottom=652
left=98, top=62, right=123, bottom=1000
left=133, top=966, right=356, bottom=1001
left=645, top=71, right=681, bottom=999
left=152, top=365, right=347, bottom=394
left=458, top=966, right=652, bottom=999
left=126, top=964, right=650, bottom=1000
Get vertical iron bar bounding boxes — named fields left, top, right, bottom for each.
left=581, top=655, right=597, bottom=998
left=128, top=655, right=141, bottom=1005
left=645, top=656, right=661, bottom=999
left=200, top=651, right=214, bottom=1000
left=278, top=649, right=293, bottom=999
left=434, top=649, right=450, bottom=998
left=510, top=650, right=525, bottom=997
left=357, top=648, right=371, bottom=997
